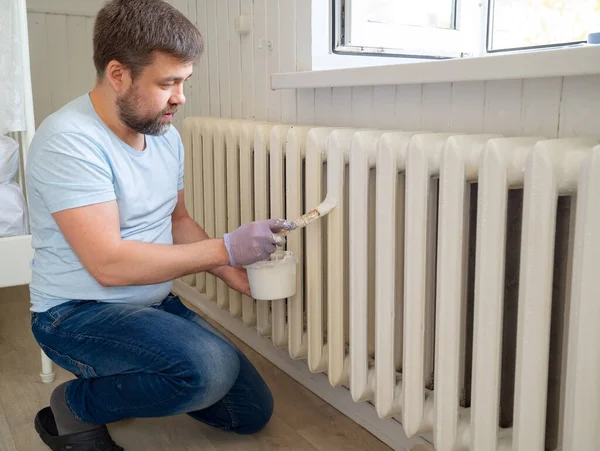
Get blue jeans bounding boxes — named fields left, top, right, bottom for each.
left=30, top=293, right=273, bottom=435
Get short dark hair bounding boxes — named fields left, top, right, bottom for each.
left=93, top=0, right=204, bottom=80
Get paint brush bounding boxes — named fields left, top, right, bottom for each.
left=277, top=195, right=338, bottom=237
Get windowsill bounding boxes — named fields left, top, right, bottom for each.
left=271, top=45, right=600, bottom=90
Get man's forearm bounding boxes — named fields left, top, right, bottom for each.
left=172, top=215, right=210, bottom=245
left=171, top=215, right=230, bottom=278
left=96, top=238, right=230, bottom=287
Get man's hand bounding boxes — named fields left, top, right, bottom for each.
left=223, top=219, right=296, bottom=266
left=212, top=266, right=252, bottom=297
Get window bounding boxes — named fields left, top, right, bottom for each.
left=334, top=0, right=600, bottom=59
left=488, top=0, right=598, bottom=52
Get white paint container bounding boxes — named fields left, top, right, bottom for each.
left=244, top=251, right=298, bottom=300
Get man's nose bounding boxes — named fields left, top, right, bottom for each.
left=170, top=85, right=186, bottom=105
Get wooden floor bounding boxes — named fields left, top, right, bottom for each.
left=0, top=285, right=434, bottom=451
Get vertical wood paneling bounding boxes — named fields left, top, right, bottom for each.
left=184, top=0, right=196, bottom=117
left=295, top=0, right=311, bottom=72
left=228, top=0, right=243, bottom=119
left=85, top=17, right=96, bottom=87
left=297, top=89, right=315, bottom=125
left=450, top=81, right=485, bottom=134
left=216, top=1, right=232, bottom=118
left=206, top=0, right=221, bottom=116
left=395, top=85, right=423, bottom=131
left=521, top=78, right=562, bottom=138
left=372, top=85, right=397, bottom=129
left=27, top=13, right=51, bottom=127
left=196, top=0, right=211, bottom=117
left=253, top=0, right=268, bottom=120
left=483, top=79, right=524, bottom=136
left=186, top=0, right=200, bottom=117
left=331, top=87, right=352, bottom=127
left=240, top=0, right=255, bottom=119
left=266, top=0, right=281, bottom=122
left=170, top=0, right=188, bottom=14
left=559, top=75, right=600, bottom=138
left=314, top=87, right=333, bottom=125
left=280, top=0, right=297, bottom=124
left=46, top=14, right=70, bottom=112
left=169, top=0, right=188, bottom=111
left=66, top=16, right=92, bottom=98
left=169, top=0, right=188, bottom=132
left=421, top=83, right=452, bottom=132
left=350, top=86, right=374, bottom=128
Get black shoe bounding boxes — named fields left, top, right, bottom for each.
left=34, top=407, right=123, bottom=451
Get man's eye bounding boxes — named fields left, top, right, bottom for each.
left=162, top=83, right=174, bottom=88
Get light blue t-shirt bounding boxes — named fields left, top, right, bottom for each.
left=26, top=93, right=184, bottom=312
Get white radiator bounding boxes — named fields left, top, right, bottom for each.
left=179, top=117, right=600, bottom=451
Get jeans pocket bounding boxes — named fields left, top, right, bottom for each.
left=40, top=344, right=98, bottom=379
left=49, top=300, right=96, bottom=329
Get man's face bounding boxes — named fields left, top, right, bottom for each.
left=116, top=52, right=193, bottom=136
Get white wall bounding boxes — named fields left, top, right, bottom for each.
left=300, top=76, right=600, bottom=138
left=27, top=9, right=96, bottom=127
left=27, top=0, right=600, bottom=139
left=26, top=0, right=308, bottom=130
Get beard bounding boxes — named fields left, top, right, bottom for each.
left=116, top=85, right=176, bottom=136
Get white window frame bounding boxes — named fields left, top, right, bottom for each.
left=312, top=0, right=409, bottom=70
left=280, top=1, right=600, bottom=90
left=484, top=0, right=588, bottom=54
left=277, top=1, right=600, bottom=90
left=312, top=0, right=488, bottom=70
left=318, top=0, right=592, bottom=71
left=338, top=0, right=472, bottom=58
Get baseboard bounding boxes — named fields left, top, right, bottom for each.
left=173, top=279, right=429, bottom=451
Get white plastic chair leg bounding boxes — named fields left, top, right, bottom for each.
left=40, top=348, right=55, bottom=383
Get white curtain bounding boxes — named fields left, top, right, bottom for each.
left=0, top=0, right=26, bottom=135
left=0, top=0, right=28, bottom=237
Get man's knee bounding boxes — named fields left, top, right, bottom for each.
left=173, top=340, right=241, bottom=411
left=235, top=383, right=274, bottom=435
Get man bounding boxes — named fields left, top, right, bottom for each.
left=26, top=1, right=294, bottom=450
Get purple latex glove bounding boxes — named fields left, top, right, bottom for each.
left=223, top=219, right=297, bottom=266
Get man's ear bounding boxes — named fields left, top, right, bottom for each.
left=105, top=60, right=131, bottom=93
